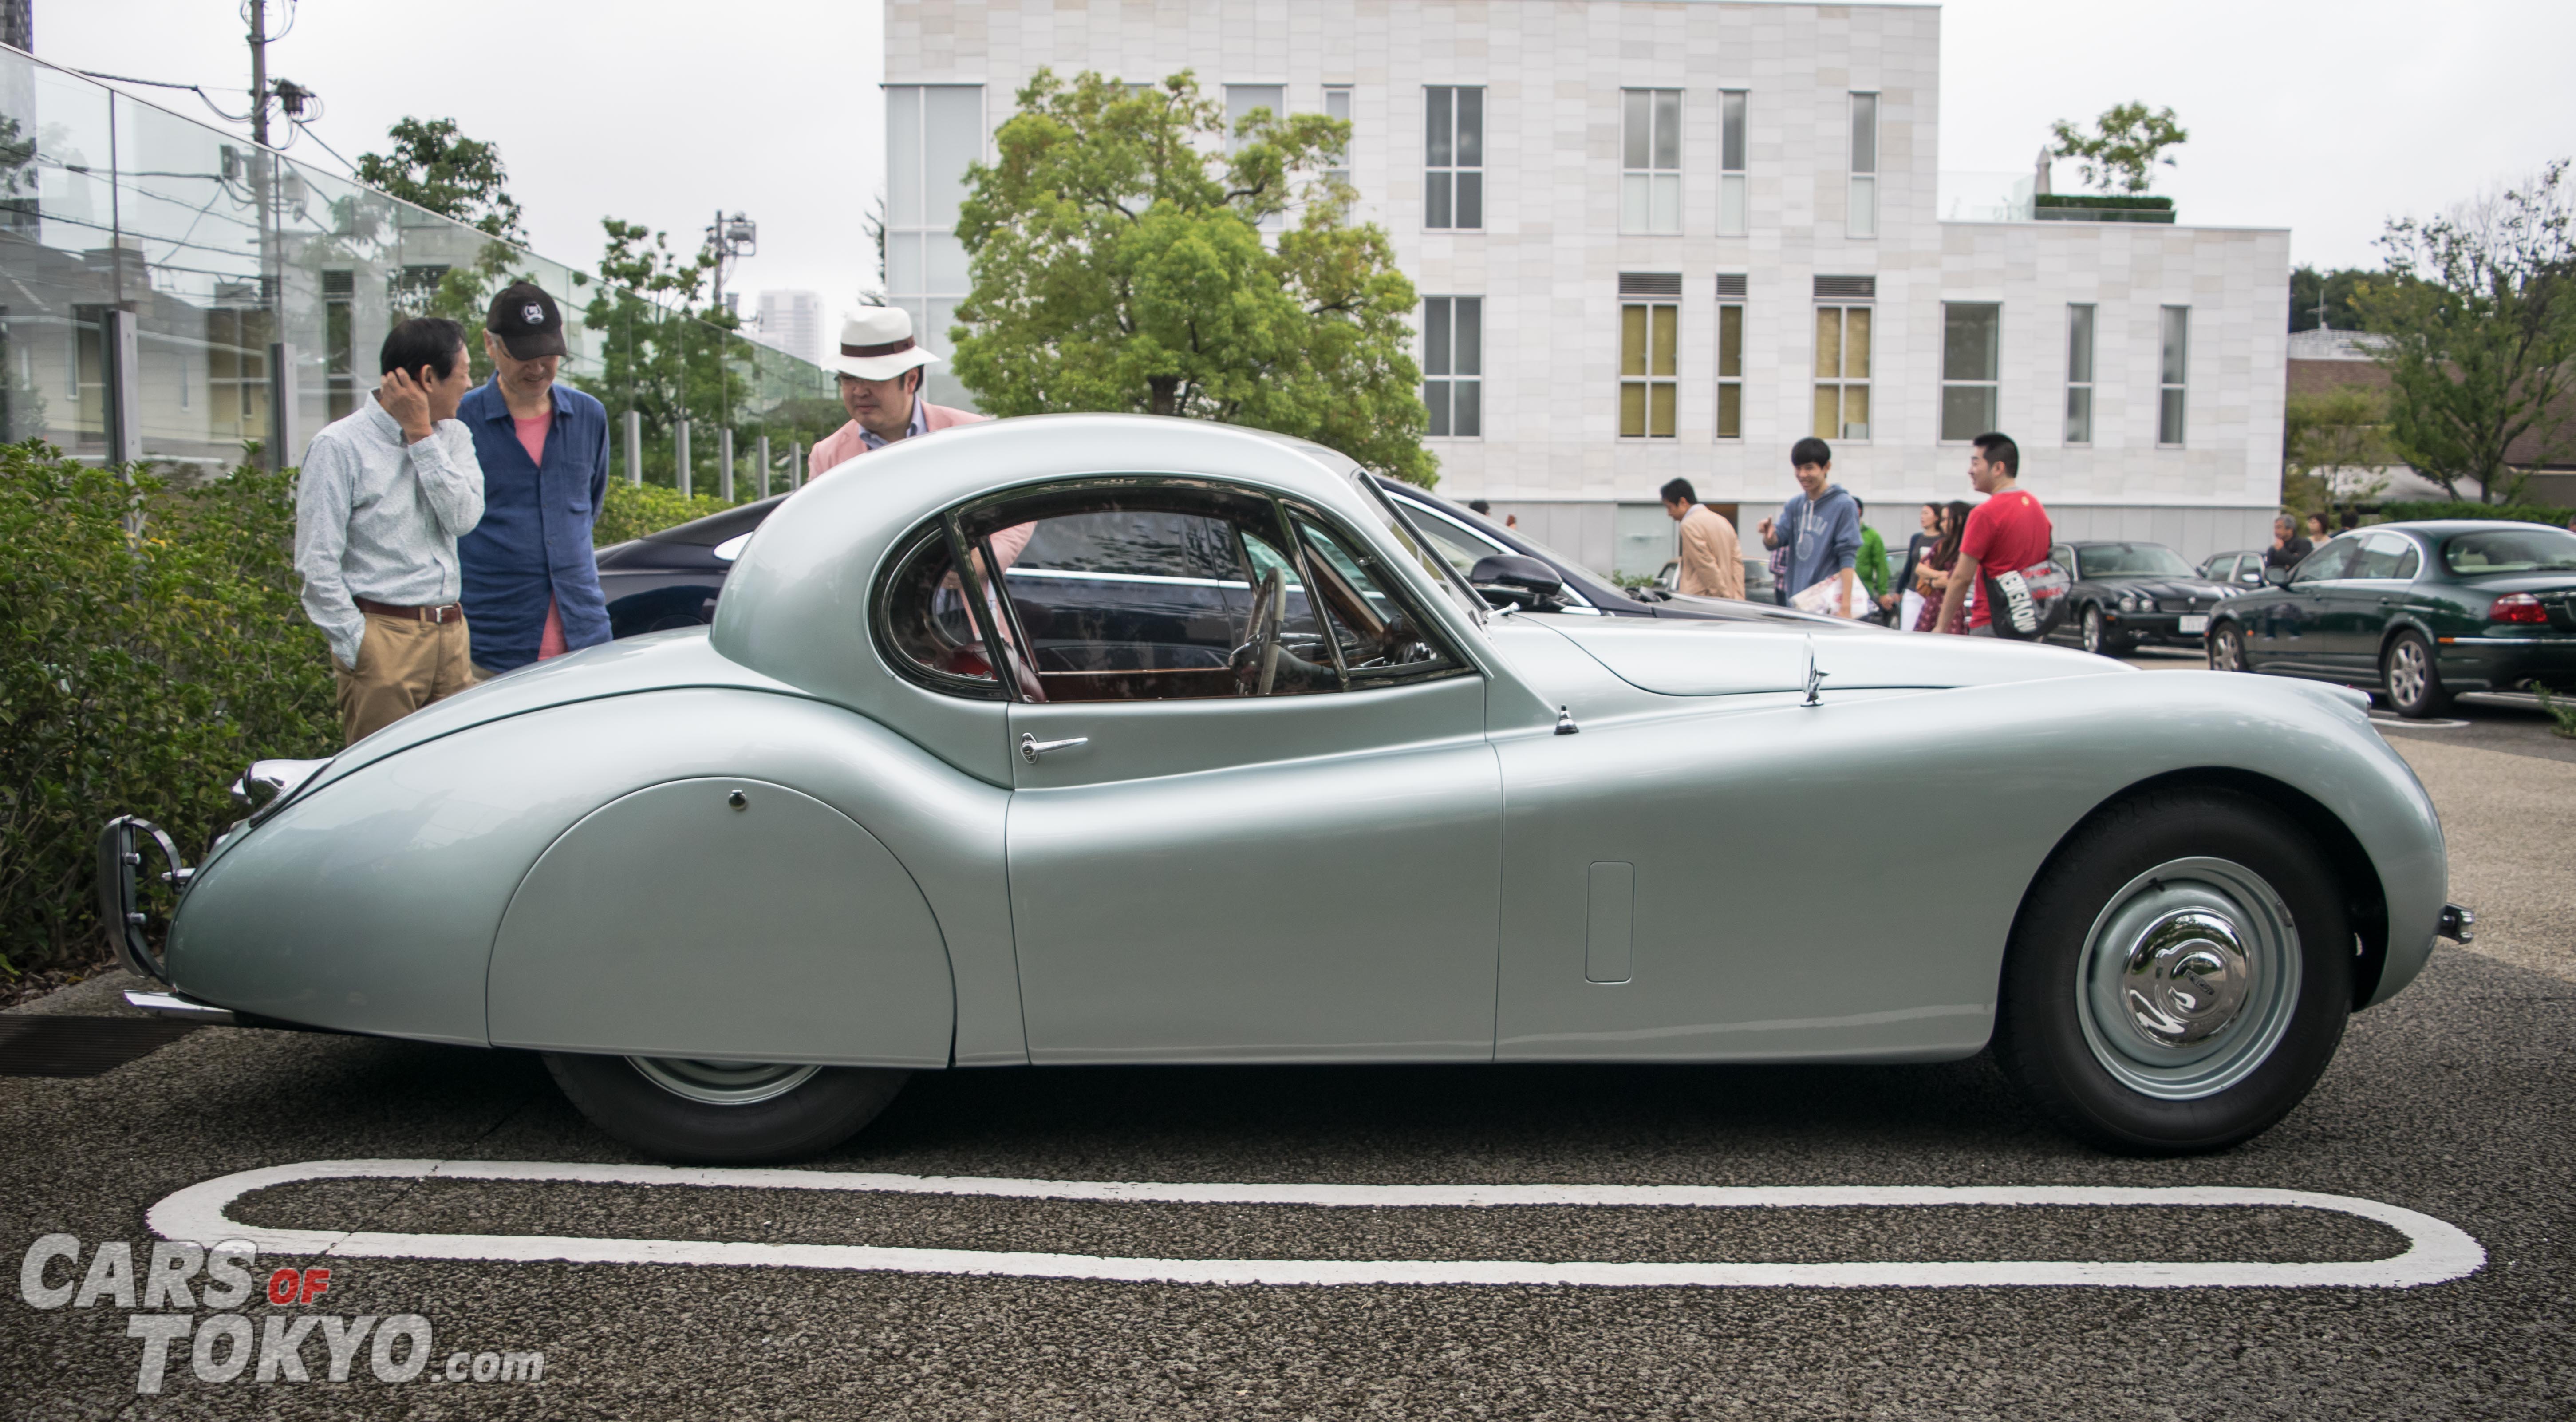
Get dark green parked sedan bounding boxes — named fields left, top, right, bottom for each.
left=2206, top=521, right=2576, bottom=717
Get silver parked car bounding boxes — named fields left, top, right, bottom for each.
left=104, top=415, right=2464, bottom=1161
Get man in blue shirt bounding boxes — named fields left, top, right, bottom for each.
left=457, top=282, right=613, bottom=675
left=1757, top=436, right=1864, bottom=615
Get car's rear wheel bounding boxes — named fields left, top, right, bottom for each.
left=2207, top=622, right=2247, bottom=672
left=2381, top=630, right=2452, bottom=719
left=1992, top=788, right=2351, bottom=1154
left=544, top=1051, right=909, bottom=1163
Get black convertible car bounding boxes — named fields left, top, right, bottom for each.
left=595, top=476, right=1822, bottom=641
left=2044, top=540, right=2235, bottom=656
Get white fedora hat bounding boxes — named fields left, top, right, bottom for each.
left=826, top=306, right=943, bottom=381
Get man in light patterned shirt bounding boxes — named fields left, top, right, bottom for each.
left=293, top=317, right=486, bottom=744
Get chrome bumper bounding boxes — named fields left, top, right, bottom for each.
left=96, top=815, right=187, bottom=985
left=123, top=990, right=238, bottom=1026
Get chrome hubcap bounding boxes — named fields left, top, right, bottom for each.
left=2084, top=610, right=2103, bottom=652
left=2209, top=630, right=2238, bottom=672
left=2075, top=857, right=2300, bottom=1100
left=626, top=1056, right=821, bottom=1106
left=2388, top=642, right=2426, bottom=705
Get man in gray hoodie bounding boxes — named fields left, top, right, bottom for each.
left=1758, top=436, right=1863, bottom=613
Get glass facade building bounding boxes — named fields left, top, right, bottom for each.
left=0, top=47, right=839, bottom=491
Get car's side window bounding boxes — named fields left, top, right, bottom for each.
left=1291, top=514, right=1463, bottom=684
left=943, top=481, right=1460, bottom=703
left=2289, top=538, right=2357, bottom=585
left=2349, top=532, right=2415, bottom=580
left=876, top=524, right=1007, bottom=698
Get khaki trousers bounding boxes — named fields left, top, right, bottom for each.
left=333, top=612, right=478, bottom=744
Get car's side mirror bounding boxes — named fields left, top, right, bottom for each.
left=1469, top=553, right=1565, bottom=608
left=2263, top=564, right=2293, bottom=588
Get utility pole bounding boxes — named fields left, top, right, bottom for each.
left=248, top=1, right=270, bottom=148
left=706, top=211, right=758, bottom=317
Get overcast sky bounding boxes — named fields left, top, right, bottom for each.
left=43, top=0, right=2576, bottom=328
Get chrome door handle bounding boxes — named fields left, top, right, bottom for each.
left=1018, top=733, right=1089, bottom=764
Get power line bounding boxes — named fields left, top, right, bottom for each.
left=71, top=69, right=250, bottom=125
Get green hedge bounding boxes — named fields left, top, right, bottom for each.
left=593, top=479, right=749, bottom=547
left=2035, top=193, right=2174, bottom=211
left=0, top=444, right=339, bottom=978
left=2378, top=500, right=2574, bottom=526
left=0, top=446, right=749, bottom=980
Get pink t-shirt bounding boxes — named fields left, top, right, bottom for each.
left=514, top=407, right=569, bottom=660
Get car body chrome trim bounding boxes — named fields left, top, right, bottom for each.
left=2436, top=636, right=2565, bottom=645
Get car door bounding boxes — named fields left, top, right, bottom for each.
left=2251, top=536, right=2355, bottom=672
left=2328, top=531, right=2422, bottom=670
left=978, top=478, right=1503, bottom=1063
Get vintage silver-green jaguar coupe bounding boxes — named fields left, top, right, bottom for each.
left=103, top=415, right=2467, bottom=1161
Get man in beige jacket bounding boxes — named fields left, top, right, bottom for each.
left=1661, top=478, right=1745, bottom=600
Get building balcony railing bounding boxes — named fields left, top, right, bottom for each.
left=0, top=43, right=839, bottom=495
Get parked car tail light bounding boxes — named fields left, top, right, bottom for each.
left=2489, top=592, right=2550, bottom=624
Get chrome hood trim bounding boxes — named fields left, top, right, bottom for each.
left=1531, top=616, right=2123, bottom=696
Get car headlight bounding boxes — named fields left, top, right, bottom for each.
left=2117, top=593, right=2140, bottom=612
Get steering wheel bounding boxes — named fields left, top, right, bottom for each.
left=1234, top=566, right=1286, bottom=696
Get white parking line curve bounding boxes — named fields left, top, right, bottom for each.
left=149, top=1159, right=2486, bottom=1290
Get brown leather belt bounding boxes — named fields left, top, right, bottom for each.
left=355, top=598, right=463, bottom=624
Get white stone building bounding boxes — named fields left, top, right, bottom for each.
left=884, top=0, right=2289, bottom=575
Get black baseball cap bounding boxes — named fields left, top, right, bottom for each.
left=486, top=281, right=568, bottom=360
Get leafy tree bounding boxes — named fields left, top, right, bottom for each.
left=2049, top=103, right=2188, bottom=195
left=2280, top=386, right=2395, bottom=524
left=2288, top=265, right=2377, bottom=332
left=355, top=117, right=527, bottom=242
left=2355, top=159, right=2576, bottom=503
left=953, top=69, right=1433, bottom=484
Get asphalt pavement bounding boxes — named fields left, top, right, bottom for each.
left=4, top=685, right=2571, bottom=1419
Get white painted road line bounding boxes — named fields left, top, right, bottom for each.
left=149, top=1159, right=2487, bottom=1290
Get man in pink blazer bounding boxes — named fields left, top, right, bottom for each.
left=805, top=306, right=988, bottom=480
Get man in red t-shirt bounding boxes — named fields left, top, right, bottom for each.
left=1936, top=432, right=2052, bottom=635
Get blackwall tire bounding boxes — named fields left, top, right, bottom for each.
left=2208, top=623, right=2247, bottom=672
left=1992, top=788, right=2351, bottom=1154
left=2382, top=631, right=2452, bottom=719
left=543, top=1052, right=910, bottom=1164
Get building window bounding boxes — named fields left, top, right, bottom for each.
left=1424, top=87, right=1483, bottom=229
left=1226, top=85, right=1287, bottom=229
left=1812, top=304, right=1870, bottom=441
left=1715, top=273, right=1747, bottom=439
left=886, top=84, right=986, bottom=409
left=2064, top=304, right=2095, bottom=445
left=1422, top=296, right=1482, bottom=438
left=1618, top=274, right=1680, bottom=438
left=1621, top=89, right=1681, bottom=235
left=2159, top=306, right=2189, bottom=446
left=1718, top=90, right=1748, bottom=237
left=1940, top=303, right=2000, bottom=442
left=1848, top=91, right=1878, bottom=240
left=1323, top=85, right=1352, bottom=190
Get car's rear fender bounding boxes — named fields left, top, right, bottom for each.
left=167, top=689, right=1020, bottom=1063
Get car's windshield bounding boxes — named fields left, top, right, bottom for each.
left=1397, top=490, right=1617, bottom=589
left=2078, top=542, right=2197, bottom=579
left=2442, top=526, right=2576, bottom=576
